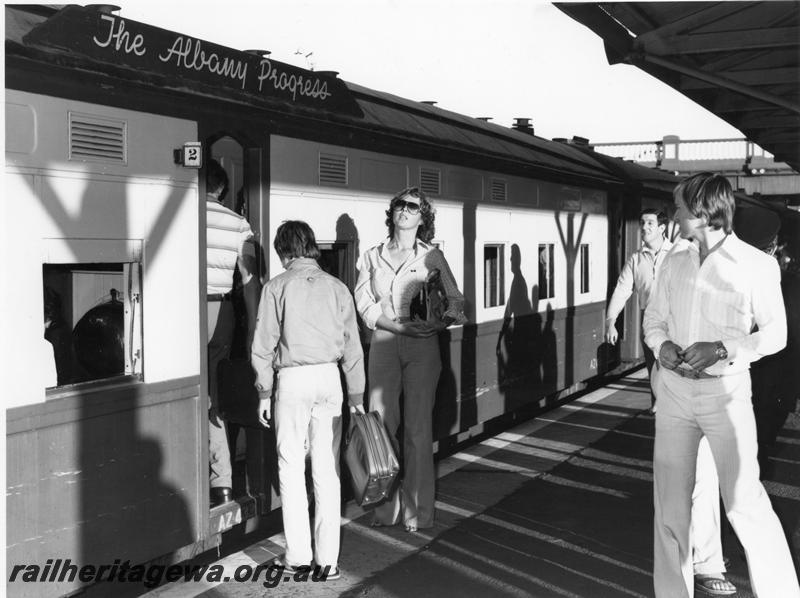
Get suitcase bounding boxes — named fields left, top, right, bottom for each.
left=344, top=411, right=400, bottom=506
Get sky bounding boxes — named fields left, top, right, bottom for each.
left=113, top=0, right=744, bottom=144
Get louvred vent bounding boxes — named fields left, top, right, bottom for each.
left=69, top=113, right=127, bottom=164
left=319, top=153, right=348, bottom=186
left=490, top=178, right=507, bottom=201
left=420, top=167, right=441, bottom=195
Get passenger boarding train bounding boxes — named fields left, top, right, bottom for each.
left=5, top=5, right=794, bottom=597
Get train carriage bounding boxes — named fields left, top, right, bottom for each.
left=4, top=5, right=684, bottom=597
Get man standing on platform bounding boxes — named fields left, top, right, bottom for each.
left=252, top=220, right=365, bottom=580
left=644, top=172, right=799, bottom=597
left=607, top=208, right=735, bottom=596
left=605, top=208, right=672, bottom=411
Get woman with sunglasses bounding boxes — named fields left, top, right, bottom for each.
left=355, top=186, right=466, bottom=532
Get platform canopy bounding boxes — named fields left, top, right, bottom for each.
left=556, top=2, right=800, bottom=173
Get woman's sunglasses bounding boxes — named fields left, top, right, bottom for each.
left=392, top=199, right=421, bottom=215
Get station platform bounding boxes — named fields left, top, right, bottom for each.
left=141, top=369, right=800, bottom=598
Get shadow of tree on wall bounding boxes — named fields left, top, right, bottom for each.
left=555, top=210, right=588, bottom=389
left=10, top=165, right=198, bottom=597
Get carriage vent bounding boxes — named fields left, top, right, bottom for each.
left=319, top=153, right=348, bottom=186
left=69, top=113, right=127, bottom=164
left=419, top=167, right=441, bottom=195
left=490, top=178, right=508, bottom=202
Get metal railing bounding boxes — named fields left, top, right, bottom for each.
left=592, top=137, right=776, bottom=166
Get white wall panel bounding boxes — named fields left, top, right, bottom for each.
left=269, top=135, right=607, bottom=328
left=3, top=90, right=200, bottom=407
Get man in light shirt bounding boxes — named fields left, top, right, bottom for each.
left=252, top=220, right=365, bottom=580
left=644, top=172, right=799, bottom=597
left=605, top=208, right=672, bottom=410
left=607, top=209, right=733, bottom=595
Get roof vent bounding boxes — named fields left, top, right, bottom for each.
left=319, top=153, right=348, bottom=187
left=69, top=112, right=127, bottom=164
left=570, top=136, right=592, bottom=148
left=490, top=178, right=507, bottom=202
left=420, top=167, right=441, bottom=195
left=512, top=118, right=534, bottom=135
left=420, top=101, right=437, bottom=106
left=476, top=117, right=493, bottom=122
left=552, top=137, right=568, bottom=143
left=85, top=5, right=121, bottom=14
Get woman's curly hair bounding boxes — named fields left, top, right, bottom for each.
left=385, top=186, right=436, bottom=243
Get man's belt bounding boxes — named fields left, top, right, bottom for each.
left=668, top=367, right=720, bottom=380
left=207, top=293, right=232, bottom=302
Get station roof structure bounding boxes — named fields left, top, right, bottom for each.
left=556, top=2, right=800, bottom=173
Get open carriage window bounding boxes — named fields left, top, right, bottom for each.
left=538, top=243, right=556, bottom=300
left=484, top=244, right=505, bottom=308
left=318, top=241, right=356, bottom=290
left=579, top=243, right=590, bottom=294
left=43, top=261, right=142, bottom=389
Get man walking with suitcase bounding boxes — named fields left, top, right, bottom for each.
left=252, top=220, right=365, bottom=580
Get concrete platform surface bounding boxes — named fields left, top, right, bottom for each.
left=135, top=369, right=800, bottom=597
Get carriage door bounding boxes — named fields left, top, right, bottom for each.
left=205, top=133, right=278, bottom=533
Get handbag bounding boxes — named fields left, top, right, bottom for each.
left=409, top=268, right=448, bottom=322
left=344, top=411, right=400, bottom=506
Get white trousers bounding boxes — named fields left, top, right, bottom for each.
left=208, top=300, right=234, bottom=488
left=653, top=367, right=799, bottom=598
left=690, top=436, right=723, bottom=576
left=274, top=363, right=343, bottom=568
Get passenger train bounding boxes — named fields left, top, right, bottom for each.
left=5, top=5, right=795, bottom=597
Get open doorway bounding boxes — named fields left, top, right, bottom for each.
left=205, top=134, right=275, bottom=532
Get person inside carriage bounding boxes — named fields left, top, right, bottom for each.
left=205, top=158, right=258, bottom=507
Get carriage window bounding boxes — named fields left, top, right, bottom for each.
left=580, top=244, right=590, bottom=294
left=43, top=262, right=142, bottom=388
left=484, top=244, right=505, bottom=307
left=538, top=244, right=555, bottom=300
left=318, top=241, right=356, bottom=290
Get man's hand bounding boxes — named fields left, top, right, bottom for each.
left=680, top=342, right=719, bottom=372
left=209, top=406, right=224, bottom=428
left=658, top=341, right=684, bottom=370
left=349, top=404, right=366, bottom=414
left=605, top=321, right=618, bottom=345
left=257, top=397, right=271, bottom=428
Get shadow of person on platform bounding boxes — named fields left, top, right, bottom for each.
left=540, top=303, right=558, bottom=395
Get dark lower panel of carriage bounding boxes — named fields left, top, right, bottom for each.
left=433, top=301, right=608, bottom=442
left=6, top=377, right=203, bottom=598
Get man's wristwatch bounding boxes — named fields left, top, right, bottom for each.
left=715, top=341, right=728, bottom=362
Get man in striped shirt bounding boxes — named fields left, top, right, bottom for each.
left=644, top=172, right=798, bottom=597
left=206, top=159, right=257, bottom=508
